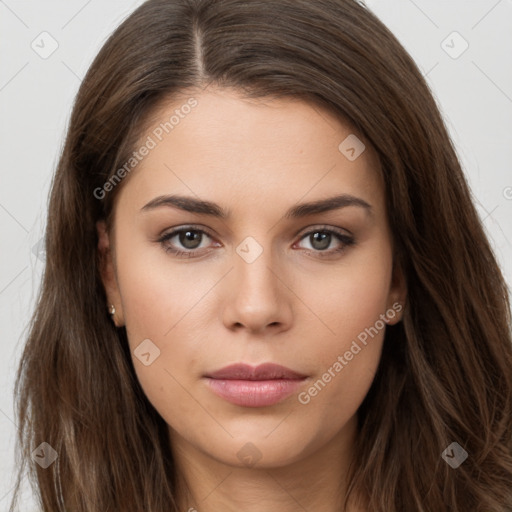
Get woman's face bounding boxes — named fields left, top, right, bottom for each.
left=98, top=87, right=406, bottom=470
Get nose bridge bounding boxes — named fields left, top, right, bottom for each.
left=222, top=232, right=291, bottom=331
left=233, top=233, right=279, bottom=298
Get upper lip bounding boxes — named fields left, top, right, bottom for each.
left=205, top=363, right=307, bottom=380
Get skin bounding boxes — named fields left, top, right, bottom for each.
left=97, top=86, right=407, bottom=512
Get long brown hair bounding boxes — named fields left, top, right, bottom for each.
left=10, top=0, right=512, bottom=510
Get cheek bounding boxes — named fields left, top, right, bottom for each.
left=113, top=243, right=217, bottom=425
left=294, top=245, right=392, bottom=417
left=296, top=297, right=389, bottom=444
left=295, top=336, right=383, bottom=452
left=298, top=243, right=393, bottom=350
left=115, top=239, right=201, bottom=340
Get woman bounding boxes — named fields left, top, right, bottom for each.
left=10, top=0, right=512, bottom=510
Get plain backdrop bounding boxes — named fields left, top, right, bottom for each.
left=1, top=0, right=511, bottom=509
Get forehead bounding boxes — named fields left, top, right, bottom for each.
left=116, top=87, right=385, bottom=217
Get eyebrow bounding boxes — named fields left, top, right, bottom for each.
left=140, top=193, right=372, bottom=219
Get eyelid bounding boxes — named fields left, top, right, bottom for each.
left=157, top=223, right=352, bottom=243
left=294, top=224, right=355, bottom=256
left=158, top=223, right=216, bottom=240
left=295, top=223, right=353, bottom=238
left=157, top=223, right=355, bottom=258
left=156, top=224, right=218, bottom=254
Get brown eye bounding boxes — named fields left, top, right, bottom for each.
left=158, top=227, right=215, bottom=257
left=308, top=231, right=332, bottom=251
left=295, top=227, right=355, bottom=258
left=176, top=230, right=203, bottom=250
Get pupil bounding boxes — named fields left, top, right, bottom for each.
left=181, top=230, right=201, bottom=249
left=312, top=232, right=330, bottom=250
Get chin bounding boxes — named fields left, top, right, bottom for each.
left=195, top=425, right=320, bottom=469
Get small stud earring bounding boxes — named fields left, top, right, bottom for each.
left=109, top=304, right=116, bottom=316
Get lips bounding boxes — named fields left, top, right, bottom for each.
left=204, top=363, right=308, bottom=407
left=205, top=363, right=307, bottom=380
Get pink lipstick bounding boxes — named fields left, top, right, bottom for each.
left=204, top=363, right=307, bottom=407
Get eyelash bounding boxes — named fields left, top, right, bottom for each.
left=157, top=224, right=355, bottom=259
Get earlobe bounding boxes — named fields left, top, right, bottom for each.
left=96, top=220, right=124, bottom=326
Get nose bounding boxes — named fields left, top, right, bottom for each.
left=221, top=241, right=293, bottom=335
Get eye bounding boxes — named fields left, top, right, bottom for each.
left=157, top=225, right=355, bottom=258
left=294, top=226, right=355, bottom=258
left=158, top=226, right=216, bottom=257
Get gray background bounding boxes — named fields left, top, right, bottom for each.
left=1, top=0, right=511, bottom=509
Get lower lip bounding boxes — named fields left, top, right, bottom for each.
left=205, top=378, right=306, bottom=407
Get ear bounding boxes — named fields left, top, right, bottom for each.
left=96, top=220, right=124, bottom=327
left=385, top=258, right=407, bottom=325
